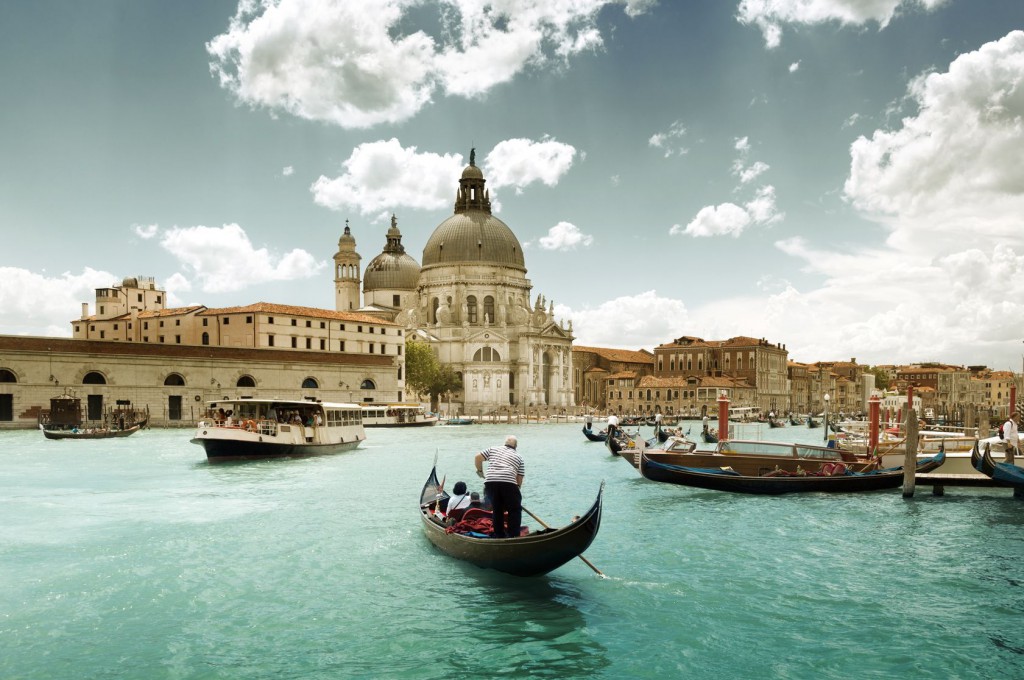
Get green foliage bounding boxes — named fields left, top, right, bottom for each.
left=865, top=366, right=890, bottom=390
left=404, top=338, right=464, bottom=408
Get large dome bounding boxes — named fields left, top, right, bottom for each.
left=421, top=151, right=525, bottom=271
left=421, top=212, right=525, bottom=270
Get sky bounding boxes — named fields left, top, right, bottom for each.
left=2, top=0, right=1024, bottom=371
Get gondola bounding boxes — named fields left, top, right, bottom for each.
left=701, top=429, right=719, bottom=444
left=789, top=415, right=801, bottom=426
left=972, top=444, right=1024, bottom=487
left=40, top=423, right=142, bottom=440
left=418, top=467, right=604, bottom=577
left=768, top=419, right=785, bottom=428
left=638, top=449, right=945, bottom=495
left=582, top=425, right=608, bottom=442
left=807, top=417, right=821, bottom=428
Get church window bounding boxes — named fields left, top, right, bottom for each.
left=237, top=375, right=256, bottom=387
left=361, top=379, right=376, bottom=390
left=473, top=347, right=501, bottom=362
left=83, top=372, right=106, bottom=384
left=467, top=296, right=478, bottom=324
left=484, top=296, right=494, bottom=323
left=302, top=378, right=319, bottom=389
left=431, top=298, right=439, bottom=324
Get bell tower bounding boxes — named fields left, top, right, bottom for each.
left=333, top=220, right=361, bottom=311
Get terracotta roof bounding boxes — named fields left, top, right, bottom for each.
left=585, top=366, right=609, bottom=373
left=605, top=371, right=638, bottom=380
left=77, top=306, right=206, bottom=322
left=572, top=345, right=654, bottom=364
left=200, top=302, right=396, bottom=326
left=634, top=374, right=753, bottom=389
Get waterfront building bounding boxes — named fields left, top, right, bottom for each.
left=572, top=345, right=655, bottom=412
left=653, top=335, right=789, bottom=413
left=0, top=278, right=404, bottom=429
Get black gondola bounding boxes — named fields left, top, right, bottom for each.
left=701, top=429, right=719, bottom=444
left=638, top=449, right=945, bottom=495
left=972, top=444, right=1024, bottom=487
left=582, top=425, right=607, bottom=442
left=418, top=467, right=604, bottom=577
left=807, top=417, right=821, bottom=428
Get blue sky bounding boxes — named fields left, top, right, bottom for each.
left=2, top=0, right=1024, bottom=371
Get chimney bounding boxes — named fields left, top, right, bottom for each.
left=81, top=303, right=89, bottom=319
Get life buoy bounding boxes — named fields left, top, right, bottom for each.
left=194, top=395, right=202, bottom=402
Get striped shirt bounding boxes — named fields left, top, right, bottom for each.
left=479, top=444, right=525, bottom=484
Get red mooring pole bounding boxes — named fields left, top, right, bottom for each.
left=868, top=395, right=880, bottom=454
left=717, top=392, right=730, bottom=442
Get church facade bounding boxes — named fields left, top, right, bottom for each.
left=336, top=152, right=575, bottom=414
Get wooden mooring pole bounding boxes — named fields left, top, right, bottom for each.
left=902, top=408, right=919, bottom=497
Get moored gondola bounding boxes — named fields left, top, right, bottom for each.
left=639, top=449, right=945, bottom=495
left=972, top=443, right=1024, bottom=487
left=419, top=467, right=604, bottom=577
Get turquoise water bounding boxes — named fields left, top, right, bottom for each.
left=1, top=421, right=1022, bottom=679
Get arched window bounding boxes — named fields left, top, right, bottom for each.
left=466, top=296, right=477, bottom=324
left=483, top=296, right=494, bottom=323
left=360, top=379, right=376, bottom=390
left=83, top=371, right=106, bottom=384
left=472, top=347, right=501, bottom=362
left=164, top=374, right=185, bottom=386
left=431, top=297, right=440, bottom=324
left=237, top=375, right=256, bottom=387
left=302, top=377, right=319, bottom=389
left=202, top=332, right=209, bottom=346
left=0, top=369, right=15, bottom=383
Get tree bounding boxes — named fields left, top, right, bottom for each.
left=865, top=366, right=890, bottom=391
left=404, top=338, right=463, bottom=411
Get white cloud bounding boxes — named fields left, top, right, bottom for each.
left=484, top=138, right=577, bottom=192
left=536, top=221, right=594, bottom=250
left=312, top=137, right=576, bottom=214
left=159, top=223, right=325, bottom=293
left=282, top=166, right=294, bottom=177
left=844, top=31, right=1024, bottom=256
left=737, top=0, right=948, bottom=48
left=560, top=290, right=691, bottom=348
left=648, top=120, right=688, bottom=157
left=0, top=267, right=117, bottom=336
left=789, top=61, right=800, bottom=72
left=311, top=139, right=464, bottom=215
left=734, top=160, right=769, bottom=184
left=133, top=224, right=159, bottom=239
left=672, top=184, right=781, bottom=238
left=207, top=0, right=651, bottom=128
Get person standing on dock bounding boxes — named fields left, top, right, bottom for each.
left=475, top=435, right=525, bottom=538
left=1003, top=413, right=1019, bottom=464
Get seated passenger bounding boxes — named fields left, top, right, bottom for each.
left=446, top=481, right=471, bottom=520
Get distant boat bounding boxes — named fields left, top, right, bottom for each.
left=190, top=398, right=365, bottom=462
left=445, top=417, right=474, bottom=426
left=582, top=425, right=608, bottom=442
left=361, top=403, right=438, bottom=427
left=38, top=390, right=147, bottom=440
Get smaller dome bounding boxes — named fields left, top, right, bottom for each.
left=364, top=252, right=421, bottom=291
left=461, top=164, right=483, bottom=180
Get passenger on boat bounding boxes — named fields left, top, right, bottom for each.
left=446, top=481, right=471, bottom=516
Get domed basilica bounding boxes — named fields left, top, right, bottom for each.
left=331, top=151, right=575, bottom=413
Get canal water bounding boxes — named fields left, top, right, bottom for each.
left=1, top=421, right=1022, bottom=679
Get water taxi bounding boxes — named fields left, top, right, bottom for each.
left=360, top=403, right=438, bottom=427
left=191, top=398, right=365, bottom=462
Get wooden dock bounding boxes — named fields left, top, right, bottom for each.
left=914, top=473, right=1023, bottom=497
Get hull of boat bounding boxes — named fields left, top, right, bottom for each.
left=192, top=437, right=361, bottom=461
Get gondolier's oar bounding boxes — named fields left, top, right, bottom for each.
left=522, top=506, right=605, bottom=578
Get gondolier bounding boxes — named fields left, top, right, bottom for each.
left=475, top=435, right=525, bottom=538
left=1003, top=413, right=1019, bottom=464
